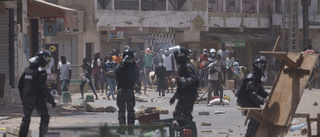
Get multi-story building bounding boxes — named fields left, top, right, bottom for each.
left=6, top=0, right=320, bottom=89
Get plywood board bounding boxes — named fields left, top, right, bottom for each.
left=254, top=52, right=319, bottom=137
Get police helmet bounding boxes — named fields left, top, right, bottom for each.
left=169, top=46, right=189, bottom=64
left=122, top=49, right=135, bottom=63
left=252, top=58, right=267, bottom=74
left=29, top=50, right=51, bottom=67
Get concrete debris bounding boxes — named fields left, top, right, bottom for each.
left=104, top=106, right=117, bottom=113
left=6, top=126, right=31, bottom=137
left=198, top=101, right=207, bottom=104
left=301, top=128, right=307, bottom=135
left=144, top=107, right=156, bottom=113
left=200, top=122, right=211, bottom=126
left=313, top=101, right=318, bottom=106
left=85, top=102, right=104, bottom=112
left=135, top=96, right=148, bottom=102
left=214, top=111, right=225, bottom=114
left=135, top=110, right=145, bottom=118
left=200, top=130, right=213, bottom=133
left=152, top=109, right=169, bottom=114
left=199, top=112, right=210, bottom=115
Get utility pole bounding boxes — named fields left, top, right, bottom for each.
left=302, top=0, right=309, bottom=51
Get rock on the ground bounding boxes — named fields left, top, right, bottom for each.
left=105, top=106, right=117, bottom=113
left=135, top=110, right=145, bottom=118
left=145, top=107, right=156, bottom=113
left=200, top=122, right=211, bottom=126
left=135, top=96, right=148, bottom=102
left=199, top=112, right=210, bottom=115
left=152, top=109, right=169, bottom=114
left=313, top=101, right=318, bottom=106
left=85, top=102, right=104, bottom=112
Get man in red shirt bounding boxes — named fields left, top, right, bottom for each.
left=199, top=49, right=209, bottom=89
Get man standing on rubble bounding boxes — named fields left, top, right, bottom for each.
left=18, top=50, right=56, bottom=137
left=235, top=57, right=269, bottom=137
left=115, top=49, right=140, bottom=135
left=169, top=46, right=199, bottom=127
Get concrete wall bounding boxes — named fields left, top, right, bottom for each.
left=17, top=0, right=30, bottom=79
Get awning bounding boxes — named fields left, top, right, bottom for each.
left=202, top=32, right=273, bottom=41
left=0, top=1, right=17, bottom=13
left=28, top=0, right=78, bottom=28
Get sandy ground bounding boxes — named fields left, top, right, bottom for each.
left=0, top=86, right=319, bottom=137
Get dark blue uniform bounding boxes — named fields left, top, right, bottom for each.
left=18, top=64, right=55, bottom=137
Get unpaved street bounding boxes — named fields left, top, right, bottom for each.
left=0, top=87, right=319, bottom=137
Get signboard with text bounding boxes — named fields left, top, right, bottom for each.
left=221, top=38, right=246, bottom=47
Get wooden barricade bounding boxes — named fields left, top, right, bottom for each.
left=307, top=113, right=320, bottom=137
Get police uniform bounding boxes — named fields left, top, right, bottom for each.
left=235, top=58, right=269, bottom=137
left=115, top=49, right=139, bottom=135
left=169, top=46, right=199, bottom=127
left=18, top=51, right=55, bottom=137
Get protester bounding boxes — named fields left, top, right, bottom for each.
left=190, top=50, right=199, bottom=73
left=199, top=49, right=209, bottom=89
left=217, top=43, right=230, bottom=85
left=92, top=52, right=105, bottom=93
left=80, top=58, right=98, bottom=100
left=153, top=62, right=167, bottom=98
left=115, top=49, right=140, bottom=135
left=105, top=55, right=117, bottom=100
left=112, top=49, right=123, bottom=65
left=232, top=62, right=245, bottom=92
left=205, top=55, right=224, bottom=105
left=137, top=54, right=147, bottom=94
left=56, top=56, right=72, bottom=94
left=142, top=48, right=156, bottom=85
left=100, top=55, right=108, bottom=95
left=18, top=51, right=56, bottom=137
left=169, top=46, right=199, bottom=127
left=162, top=49, right=176, bottom=77
left=226, top=52, right=235, bottom=80
left=235, top=58, right=269, bottom=137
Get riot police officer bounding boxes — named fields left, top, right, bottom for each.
left=235, top=57, right=269, bottom=137
left=115, top=49, right=140, bottom=135
left=18, top=50, right=56, bottom=137
left=169, top=46, right=199, bottom=127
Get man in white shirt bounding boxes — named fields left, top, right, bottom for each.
left=206, top=55, right=224, bottom=105
left=57, top=56, right=72, bottom=94
left=217, top=43, right=229, bottom=85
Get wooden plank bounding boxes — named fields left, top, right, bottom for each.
left=307, top=114, right=312, bottom=137
left=259, top=51, right=298, bottom=68
left=272, top=36, right=281, bottom=52
left=318, top=114, right=320, bottom=136
left=254, top=52, right=319, bottom=137
left=237, top=108, right=264, bottom=111
left=249, top=110, right=274, bottom=129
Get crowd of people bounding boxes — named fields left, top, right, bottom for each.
left=18, top=43, right=272, bottom=136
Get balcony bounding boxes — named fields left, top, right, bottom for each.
left=115, top=1, right=139, bottom=10
left=208, top=0, right=271, bottom=13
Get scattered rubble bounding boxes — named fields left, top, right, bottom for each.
left=200, top=122, right=211, bottom=126
left=213, top=111, right=225, bottom=114
left=104, top=106, right=116, bottom=113
left=135, top=110, right=145, bottom=118
left=85, top=102, right=104, bottom=112
left=313, top=101, right=318, bottom=106
left=144, top=107, right=156, bottom=113
left=199, top=112, right=209, bottom=115
left=152, top=109, right=169, bottom=114
left=135, top=96, right=148, bottom=102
